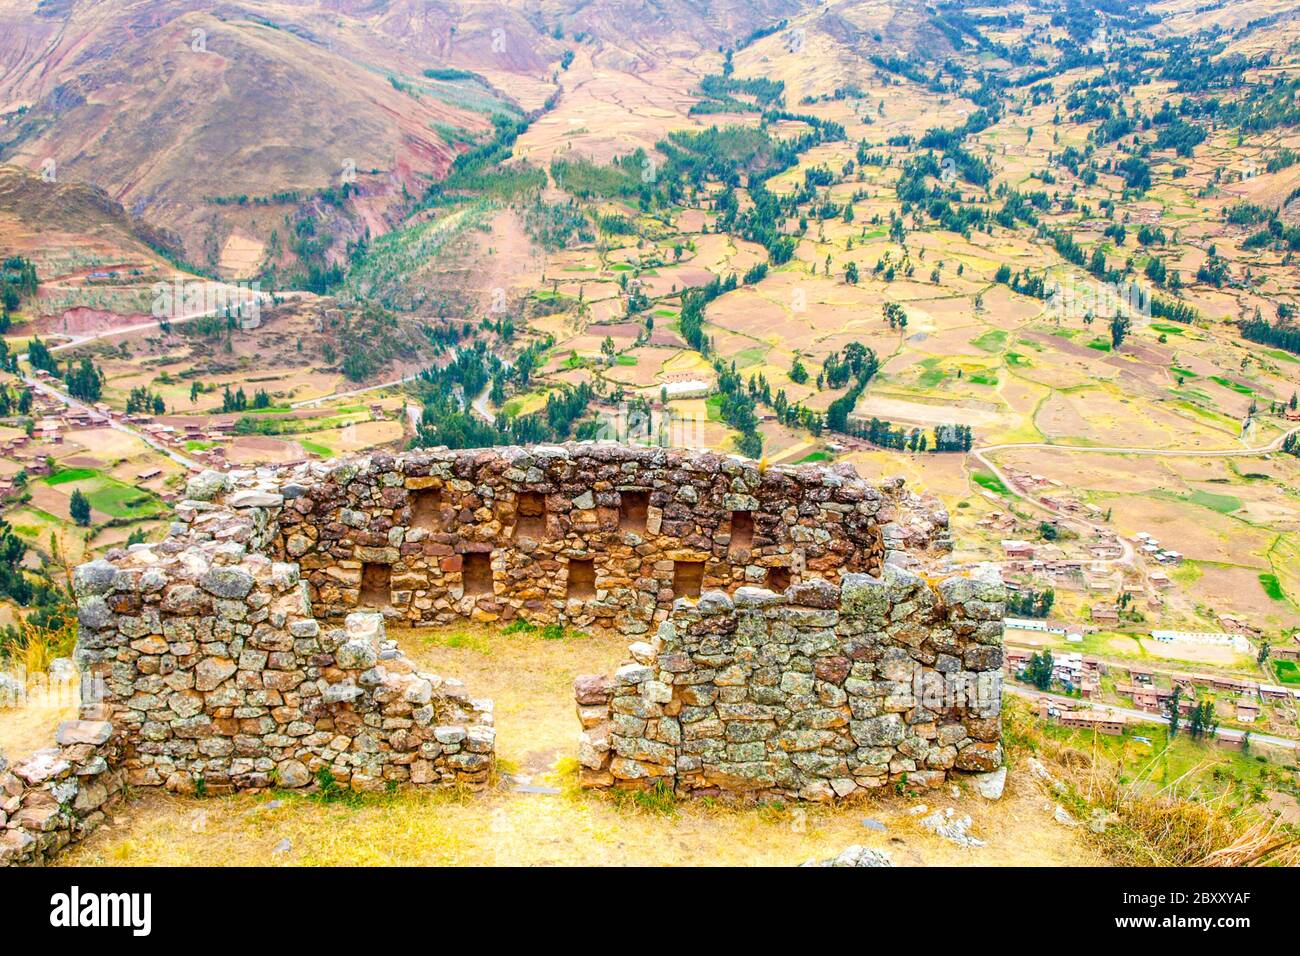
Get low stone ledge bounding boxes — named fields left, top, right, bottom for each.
left=0, top=725, right=125, bottom=867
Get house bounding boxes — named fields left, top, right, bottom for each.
left=1002, top=540, right=1035, bottom=560
left=1059, top=712, right=1126, bottom=735
left=1215, top=728, right=1247, bottom=750
left=1154, top=686, right=1194, bottom=715
left=1090, top=602, right=1119, bottom=624
left=1004, top=617, right=1067, bottom=635
left=1005, top=649, right=1032, bottom=675
left=1090, top=541, right=1124, bottom=560
left=1236, top=699, right=1260, bottom=722
left=1271, top=639, right=1300, bottom=661
left=1116, top=684, right=1160, bottom=712
left=1193, top=673, right=1255, bottom=696
left=1151, top=630, right=1252, bottom=653
left=1258, top=684, right=1291, bottom=702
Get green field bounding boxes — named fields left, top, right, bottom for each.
left=44, top=468, right=98, bottom=486
left=973, top=471, right=1011, bottom=496
left=43, top=470, right=168, bottom=521
left=972, top=330, right=1008, bottom=352
left=1259, top=573, right=1286, bottom=602
left=299, top=440, right=333, bottom=457
left=85, top=484, right=166, bottom=519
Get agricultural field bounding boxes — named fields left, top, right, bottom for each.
left=2, top=1, right=1297, bottom=647
left=1, top=0, right=1300, bottom=878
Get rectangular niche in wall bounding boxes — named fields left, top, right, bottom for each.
left=461, top=552, right=494, bottom=596
left=765, top=565, right=791, bottom=593
left=410, top=489, right=443, bottom=530
left=513, top=491, right=548, bottom=541
left=566, top=558, right=596, bottom=598
left=672, top=560, right=705, bottom=599
left=359, top=563, right=392, bottom=606
left=729, top=510, right=754, bottom=556
left=619, top=490, right=650, bottom=531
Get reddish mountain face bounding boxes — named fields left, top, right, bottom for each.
left=0, top=0, right=818, bottom=277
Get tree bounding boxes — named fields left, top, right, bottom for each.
left=882, top=302, right=907, bottom=330
left=1188, top=700, right=1218, bottom=740
left=65, top=357, right=103, bottom=402
left=1167, top=685, right=1182, bottom=736
left=1110, top=314, right=1130, bottom=349
left=844, top=261, right=859, bottom=284
left=1024, top=650, right=1054, bottom=690
left=1257, top=640, right=1270, bottom=665
left=789, top=357, right=809, bottom=384
left=69, top=489, right=91, bottom=527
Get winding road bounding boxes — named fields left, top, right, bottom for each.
left=22, top=373, right=201, bottom=471
left=15, top=292, right=287, bottom=473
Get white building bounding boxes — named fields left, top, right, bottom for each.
left=1150, top=630, right=1251, bottom=653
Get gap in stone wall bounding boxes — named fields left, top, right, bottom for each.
left=360, top=562, right=392, bottom=606
left=410, top=489, right=443, bottom=530
left=462, top=551, right=494, bottom=596
left=766, top=565, right=791, bottom=592
left=618, top=490, right=649, bottom=531
left=566, top=558, right=596, bottom=598
left=729, top=510, right=754, bottom=557
left=513, top=490, right=548, bottom=541
left=672, top=560, right=705, bottom=598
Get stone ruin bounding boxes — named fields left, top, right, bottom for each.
left=1, top=441, right=1004, bottom=865
left=574, top=568, right=1005, bottom=800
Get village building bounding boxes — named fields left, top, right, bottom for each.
left=1090, top=602, right=1119, bottom=624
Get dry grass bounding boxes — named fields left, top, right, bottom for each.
left=0, top=681, right=79, bottom=760
left=57, top=772, right=1099, bottom=867
left=0, top=607, right=80, bottom=759
left=58, top=622, right=1100, bottom=867
left=1003, top=699, right=1300, bottom=867
left=398, top=621, right=626, bottom=777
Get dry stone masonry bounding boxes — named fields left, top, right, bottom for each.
left=0, top=719, right=124, bottom=866
left=267, top=443, right=952, bottom=633
left=3, top=442, right=997, bottom=865
left=574, top=567, right=1006, bottom=799
left=70, top=540, right=493, bottom=797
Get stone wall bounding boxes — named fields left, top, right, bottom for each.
left=574, top=564, right=1006, bottom=800
left=35, top=441, right=982, bottom=859
left=71, top=537, right=494, bottom=796
left=263, top=443, right=951, bottom=634
left=0, top=719, right=125, bottom=866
